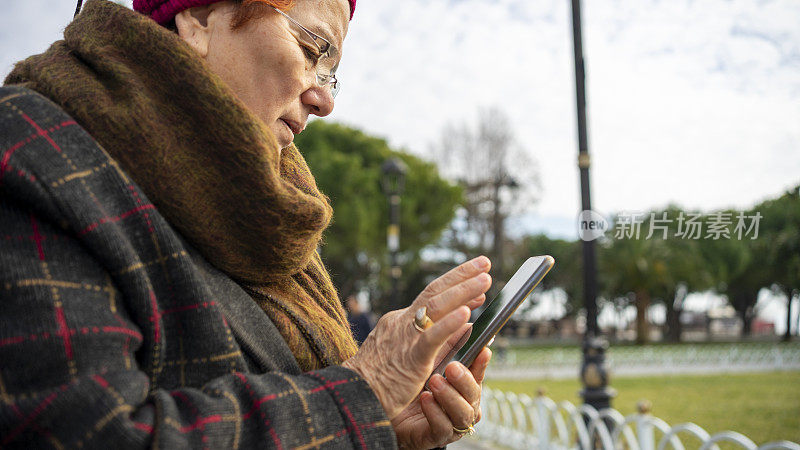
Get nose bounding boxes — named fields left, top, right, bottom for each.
left=301, top=84, right=335, bottom=117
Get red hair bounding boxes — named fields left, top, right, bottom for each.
left=230, top=0, right=297, bottom=29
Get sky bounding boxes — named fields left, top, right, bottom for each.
left=1, top=0, right=798, bottom=332
left=339, top=0, right=800, bottom=235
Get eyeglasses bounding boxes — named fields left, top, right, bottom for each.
left=271, top=6, right=340, bottom=98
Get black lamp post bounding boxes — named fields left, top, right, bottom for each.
left=381, top=158, right=407, bottom=310
left=570, top=0, right=614, bottom=411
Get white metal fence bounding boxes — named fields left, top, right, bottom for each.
left=487, top=343, right=800, bottom=379
left=472, top=387, right=800, bottom=450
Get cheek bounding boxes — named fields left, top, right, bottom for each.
left=268, top=53, right=308, bottom=97
left=205, top=31, right=307, bottom=122
left=248, top=30, right=307, bottom=92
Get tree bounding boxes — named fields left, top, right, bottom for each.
left=294, top=121, right=462, bottom=313
left=431, top=107, right=541, bottom=284
left=646, top=206, right=714, bottom=342
left=513, top=234, right=583, bottom=317
left=599, top=208, right=712, bottom=344
left=756, top=185, right=800, bottom=340
left=697, top=186, right=800, bottom=340
left=699, top=224, right=767, bottom=338
left=598, top=225, right=659, bottom=344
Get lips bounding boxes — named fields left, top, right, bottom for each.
left=281, top=118, right=304, bottom=136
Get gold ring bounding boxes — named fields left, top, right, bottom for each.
left=452, top=424, right=475, bottom=436
left=413, top=307, right=434, bottom=332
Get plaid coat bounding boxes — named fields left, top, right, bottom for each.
left=0, top=86, right=396, bottom=449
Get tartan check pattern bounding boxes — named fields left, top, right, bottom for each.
left=0, top=86, right=395, bottom=448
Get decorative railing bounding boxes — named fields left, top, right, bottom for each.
left=487, top=343, right=800, bottom=378
left=472, top=387, right=800, bottom=450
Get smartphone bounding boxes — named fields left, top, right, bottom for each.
left=428, top=255, right=555, bottom=384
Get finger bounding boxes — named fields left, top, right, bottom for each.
left=428, top=373, right=475, bottom=429
left=444, top=323, right=472, bottom=349
left=466, top=294, right=486, bottom=310
left=469, top=347, right=492, bottom=385
left=415, top=256, right=490, bottom=302
left=419, top=391, right=456, bottom=446
left=425, top=273, right=491, bottom=321
left=416, top=307, right=470, bottom=364
left=445, top=362, right=481, bottom=409
left=433, top=323, right=473, bottom=368
left=467, top=348, right=492, bottom=424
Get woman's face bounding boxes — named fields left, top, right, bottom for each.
left=178, top=0, right=350, bottom=150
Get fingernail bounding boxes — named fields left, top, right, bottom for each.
left=449, top=363, right=465, bottom=381
left=472, top=256, right=489, bottom=270
left=476, top=273, right=490, bottom=284
left=430, top=374, right=444, bottom=390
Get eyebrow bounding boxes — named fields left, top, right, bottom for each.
left=308, top=23, right=339, bottom=52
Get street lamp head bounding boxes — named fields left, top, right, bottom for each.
left=381, top=157, right=408, bottom=195
left=381, top=157, right=407, bottom=177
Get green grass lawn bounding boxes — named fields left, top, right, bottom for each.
left=486, top=371, right=800, bottom=445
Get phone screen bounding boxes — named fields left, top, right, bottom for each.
left=428, top=256, right=554, bottom=385
left=452, top=256, right=552, bottom=365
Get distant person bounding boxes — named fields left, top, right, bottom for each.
left=346, top=295, right=376, bottom=345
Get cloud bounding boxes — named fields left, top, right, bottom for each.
left=335, top=0, right=800, bottom=224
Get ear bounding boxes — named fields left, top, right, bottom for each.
left=175, top=5, right=216, bottom=58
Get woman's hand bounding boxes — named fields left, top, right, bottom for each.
left=342, top=256, right=491, bottom=420
left=391, top=347, right=492, bottom=449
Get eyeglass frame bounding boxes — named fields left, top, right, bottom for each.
left=270, top=6, right=340, bottom=98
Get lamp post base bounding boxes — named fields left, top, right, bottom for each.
left=579, top=335, right=616, bottom=411
left=579, top=387, right=616, bottom=411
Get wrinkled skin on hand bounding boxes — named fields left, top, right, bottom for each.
left=342, top=256, right=493, bottom=449
left=391, top=346, right=492, bottom=449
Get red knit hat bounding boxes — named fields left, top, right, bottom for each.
left=134, top=0, right=356, bottom=25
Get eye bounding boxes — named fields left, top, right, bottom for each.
left=317, top=41, right=331, bottom=58
left=301, top=45, right=322, bottom=64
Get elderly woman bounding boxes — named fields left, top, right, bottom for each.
left=0, top=0, right=493, bottom=448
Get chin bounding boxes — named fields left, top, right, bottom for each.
left=278, top=138, right=293, bottom=151
left=271, top=122, right=294, bottom=150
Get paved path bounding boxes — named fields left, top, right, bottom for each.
left=449, top=437, right=497, bottom=449
left=486, top=362, right=800, bottom=380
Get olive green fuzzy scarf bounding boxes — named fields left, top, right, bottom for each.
left=5, top=0, right=358, bottom=371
